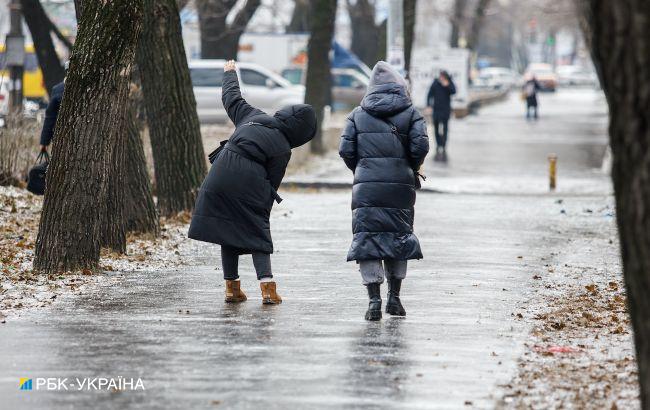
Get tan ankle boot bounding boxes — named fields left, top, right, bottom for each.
left=260, top=281, right=282, bottom=304
left=225, top=280, right=247, bottom=303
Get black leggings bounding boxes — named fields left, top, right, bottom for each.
left=221, top=246, right=272, bottom=280
left=433, top=118, right=449, bottom=149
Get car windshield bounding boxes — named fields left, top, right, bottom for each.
left=190, top=68, right=223, bottom=87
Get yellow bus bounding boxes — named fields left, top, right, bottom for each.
left=0, top=44, right=47, bottom=102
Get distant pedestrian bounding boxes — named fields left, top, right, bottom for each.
left=523, top=75, right=541, bottom=120
left=339, top=61, right=429, bottom=321
left=188, top=60, right=317, bottom=305
left=427, top=70, right=456, bottom=161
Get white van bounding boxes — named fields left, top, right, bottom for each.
left=189, top=60, right=305, bottom=123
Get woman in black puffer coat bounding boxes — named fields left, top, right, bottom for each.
left=189, top=60, right=316, bottom=305
left=339, top=61, right=429, bottom=321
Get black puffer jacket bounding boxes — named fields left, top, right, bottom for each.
left=339, top=62, right=429, bottom=261
left=188, top=70, right=316, bottom=254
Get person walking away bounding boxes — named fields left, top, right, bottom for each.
left=426, top=70, right=455, bottom=161
left=523, top=75, right=541, bottom=120
left=339, top=61, right=429, bottom=321
left=188, top=60, right=317, bottom=305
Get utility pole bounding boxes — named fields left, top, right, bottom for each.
left=6, top=0, right=25, bottom=117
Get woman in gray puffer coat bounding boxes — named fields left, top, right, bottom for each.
left=339, top=61, right=429, bottom=321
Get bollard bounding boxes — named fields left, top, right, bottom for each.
left=548, top=154, right=557, bottom=191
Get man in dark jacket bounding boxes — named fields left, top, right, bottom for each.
left=39, top=81, right=65, bottom=152
left=339, top=61, right=429, bottom=321
left=426, top=70, right=456, bottom=161
left=188, top=60, right=316, bottom=305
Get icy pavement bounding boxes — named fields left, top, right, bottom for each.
left=0, top=190, right=620, bottom=409
left=286, top=89, right=611, bottom=196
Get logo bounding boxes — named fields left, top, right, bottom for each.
left=19, top=378, right=32, bottom=390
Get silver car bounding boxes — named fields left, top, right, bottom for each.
left=189, top=60, right=305, bottom=124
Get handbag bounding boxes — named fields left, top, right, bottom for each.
left=374, top=113, right=426, bottom=190
left=27, top=151, right=49, bottom=195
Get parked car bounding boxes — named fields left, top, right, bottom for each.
left=189, top=60, right=304, bottom=123
left=281, top=67, right=369, bottom=110
left=476, top=67, right=520, bottom=90
left=556, top=65, right=598, bottom=87
left=524, top=63, right=558, bottom=91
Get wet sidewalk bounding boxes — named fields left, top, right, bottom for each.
left=0, top=190, right=618, bottom=409
left=286, top=88, right=611, bottom=195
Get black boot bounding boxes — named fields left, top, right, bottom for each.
left=386, top=279, right=406, bottom=316
left=365, top=283, right=382, bottom=321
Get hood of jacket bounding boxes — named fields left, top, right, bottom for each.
left=273, top=104, right=317, bottom=148
left=361, top=61, right=411, bottom=117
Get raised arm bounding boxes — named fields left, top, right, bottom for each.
left=339, top=110, right=359, bottom=171
left=448, top=78, right=457, bottom=96
left=221, top=60, right=263, bottom=126
left=407, top=110, right=430, bottom=170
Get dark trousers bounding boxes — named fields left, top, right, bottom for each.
left=433, top=117, right=449, bottom=149
left=221, top=246, right=272, bottom=280
left=526, top=104, right=538, bottom=119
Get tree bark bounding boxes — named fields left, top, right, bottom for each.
left=138, top=0, right=206, bottom=217
left=21, top=0, right=66, bottom=95
left=34, top=0, right=143, bottom=274
left=305, top=0, right=337, bottom=154
left=450, top=0, right=467, bottom=48
left=580, top=1, right=650, bottom=407
left=347, top=0, right=385, bottom=67
left=403, top=0, right=416, bottom=74
left=466, top=0, right=492, bottom=51
left=195, top=0, right=261, bottom=59
left=287, top=0, right=311, bottom=33
left=124, top=84, right=159, bottom=235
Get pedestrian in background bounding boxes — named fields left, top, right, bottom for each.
left=188, top=60, right=317, bottom=305
left=523, top=74, right=541, bottom=120
left=38, top=62, right=68, bottom=152
left=427, top=70, right=456, bottom=162
left=339, top=61, right=429, bottom=321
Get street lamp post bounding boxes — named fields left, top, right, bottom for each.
left=6, top=0, right=25, bottom=118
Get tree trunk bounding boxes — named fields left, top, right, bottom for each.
left=124, top=85, right=159, bottom=235
left=403, top=0, right=416, bottom=74
left=196, top=0, right=261, bottom=59
left=450, top=0, right=467, bottom=48
left=101, top=112, right=127, bottom=253
left=305, top=0, right=337, bottom=154
left=347, top=0, right=384, bottom=67
left=21, top=0, right=65, bottom=95
left=580, top=1, right=650, bottom=407
left=138, top=0, right=206, bottom=217
left=287, top=0, right=311, bottom=33
left=34, top=0, right=143, bottom=274
left=466, top=0, right=492, bottom=51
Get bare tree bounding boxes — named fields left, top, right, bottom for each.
left=287, top=0, right=311, bottom=32
left=138, top=0, right=206, bottom=217
left=580, top=0, right=650, bottom=406
left=196, top=0, right=261, bottom=59
left=21, top=0, right=71, bottom=95
left=347, top=0, right=385, bottom=67
left=466, top=0, right=492, bottom=51
left=450, top=0, right=467, bottom=47
left=34, top=0, right=143, bottom=274
left=403, top=0, right=416, bottom=74
left=304, top=0, right=337, bottom=154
